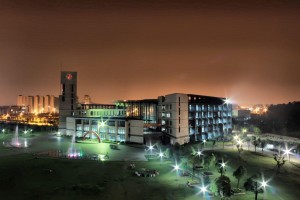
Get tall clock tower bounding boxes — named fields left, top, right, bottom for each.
left=58, top=71, right=77, bottom=135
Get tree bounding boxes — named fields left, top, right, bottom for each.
left=212, top=140, right=216, bottom=150
left=204, top=153, right=216, bottom=169
left=274, top=154, right=286, bottom=173
left=164, top=148, right=172, bottom=159
left=233, top=166, right=246, bottom=189
left=253, top=126, right=261, bottom=135
left=244, top=175, right=264, bottom=200
left=188, top=154, right=202, bottom=180
left=180, top=157, right=189, bottom=174
left=236, top=144, right=243, bottom=156
left=252, top=138, right=260, bottom=152
left=296, top=144, right=300, bottom=155
left=215, top=175, right=232, bottom=199
left=173, top=143, right=181, bottom=160
left=260, top=140, right=267, bottom=152
left=215, top=159, right=226, bottom=177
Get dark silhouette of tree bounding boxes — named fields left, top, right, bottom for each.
left=252, top=138, right=260, bottom=152
left=249, top=102, right=300, bottom=135
left=212, top=140, right=216, bottom=150
left=244, top=174, right=264, bottom=200
left=274, top=154, right=286, bottom=173
left=236, top=144, right=243, bottom=156
left=260, top=140, right=267, bottom=152
left=233, top=166, right=247, bottom=189
left=215, top=159, right=226, bottom=177
left=296, top=144, right=300, bottom=155
left=215, top=175, right=232, bottom=199
left=203, top=153, right=216, bottom=169
left=188, top=154, right=202, bottom=180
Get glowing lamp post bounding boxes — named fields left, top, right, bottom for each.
left=283, top=148, right=291, bottom=161
left=200, top=185, right=208, bottom=195
left=159, top=152, right=164, bottom=158
left=203, top=139, right=206, bottom=148
left=174, top=164, right=180, bottom=171
left=237, top=139, right=243, bottom=146
left=224, top=98, right=231, bottom=104
left=197, top=151, right=202, bottom=156
left=260, top=180, right=268, bottom=189
left=234, top=135, right=239, bottom=141
left=221, top=162, right=226, bottom=168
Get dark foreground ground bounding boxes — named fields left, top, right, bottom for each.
left=0, top=148, right=300, bottom=200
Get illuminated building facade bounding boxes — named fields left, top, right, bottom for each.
left=59, top=71, right=78, bottom=135
left=66, top=103, right=144, bottom=143
left=17, top=94, right=58, bottom=114
left=158, top=93, right=232, bottom=145
left=60, top=72, right=232, bottom=145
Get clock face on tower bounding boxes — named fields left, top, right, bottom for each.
left=66, top=73, right=73, bottom=80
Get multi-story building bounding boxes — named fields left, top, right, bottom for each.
left=66, top=103, right=144, bottom=143
left=17, top=95, right=58, bottom=114
left=158, top=93, right=232, bottom=145
left=232, top=109, right=251, bottom=122
left=58, top=71, right=78, bottom=135
left=60, top=72, right=232, bottom=145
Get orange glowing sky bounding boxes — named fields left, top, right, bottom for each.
left=0, top=0, right=299, bottom=106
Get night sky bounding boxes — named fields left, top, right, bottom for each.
left=0, top=0, right=299, bottom=106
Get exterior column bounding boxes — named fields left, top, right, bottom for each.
left=81, top=119, right=84, bottom=137
left=115, top=120, right=118, bottom=141
left=89, top=120, right=92, bottom=139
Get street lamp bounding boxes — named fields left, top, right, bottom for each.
left=159, top=152, right=164, bottom=158
left=221, top=162, right=226, bottom=168
left=174, top=164, right=180, bottom=171
left=224, top=98, right=231, bottom=104
left=197, top=150, right=202, bottom=156
left=200, top=186, right=207, bottom=194
left=237, top=139, right=243, bottom=146
left=260, top=180, right=268, bottom=189
left=203, top=139, right=206, bottom=148
left=283, top=148, right=292, bottom=161
left=234, top=135, right=239, bottom=141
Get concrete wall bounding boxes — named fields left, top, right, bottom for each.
left=66, top=117, right=76, bottom=136
left=158, top=93, right=190, bottom=145
left=127, top=119, right=144, bottom=144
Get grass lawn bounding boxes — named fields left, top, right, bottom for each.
left=0, top=154, right=202, bottom=200
left=202, top=148, right=300, bottom=200
left=0, top=141, right=299, bottom=200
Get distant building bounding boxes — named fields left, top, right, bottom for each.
left=17, top=95, right=58, bottom=114
left=251, top=104, right=269, bottom=115
left=232, top=109, right=251, bottom=121
left=83, top=95, right=92, bottom=104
